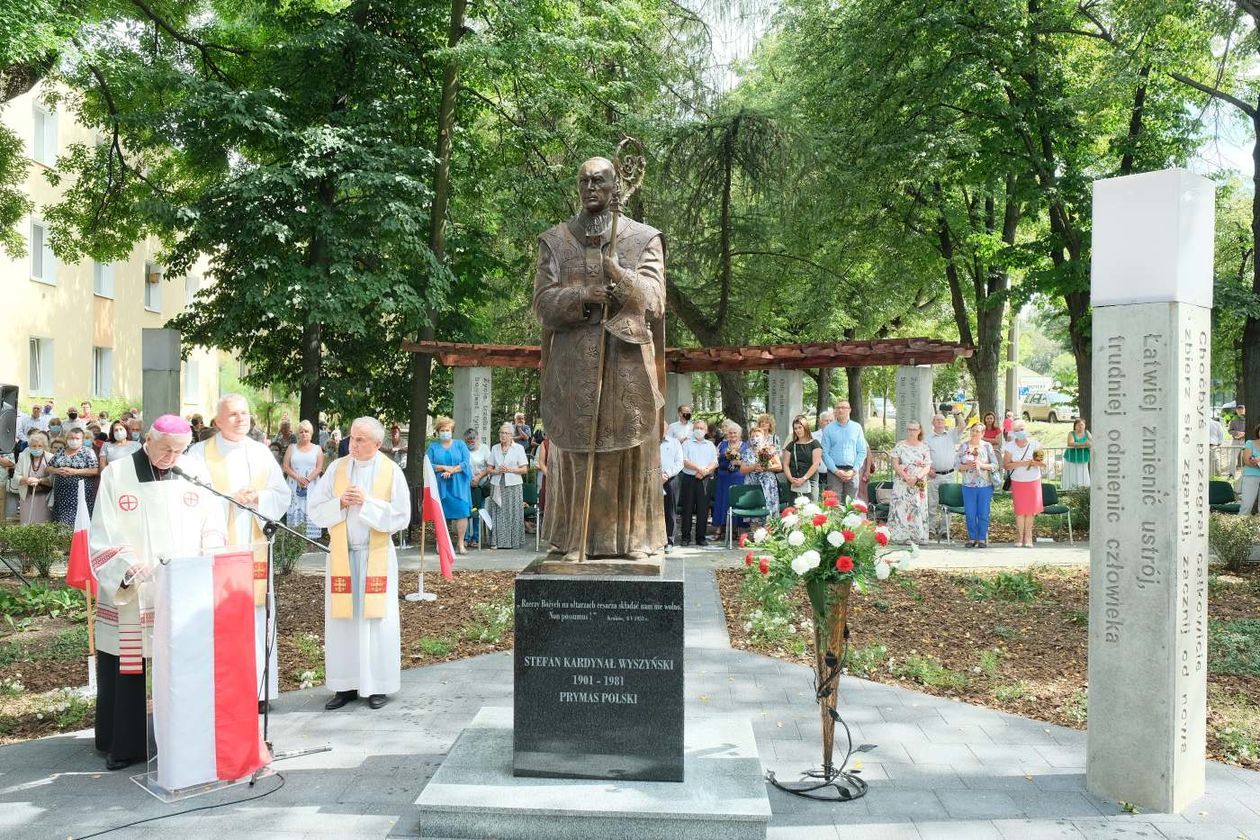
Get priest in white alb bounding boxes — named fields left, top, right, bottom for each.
left=307, top=416, right=410, bottom=710
left=89, top=415, right=227, bottom=770
left=187, top=394, right=290, bottom=710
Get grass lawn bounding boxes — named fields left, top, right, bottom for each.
left=718, top=564, right=1260, bottom=770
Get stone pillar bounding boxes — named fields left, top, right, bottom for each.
left=453, top=366, right=493, bottom=446
left=665, top=372, right=692, bottom=416
left=767, top=369, right=803, bottom=443
left=894, top=365, right=933, bottom=441
left=142, top=329, right=181, bottom=421
left=1086, top=169, right=1214, bottom=814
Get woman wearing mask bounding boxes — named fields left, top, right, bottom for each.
left=48, top=428, right=100, bottom=523
left=46, top=417, right=65, bottom=441
left=9, top=431, right=53, bottom=524
left=1003, top=420, right=1044, bottom=547
left=956, top=424, right=999, bottom=547
left=99, top=420, right=141, bottom=469
left=427, top=416, right=472, bottom=554
left=740, top=427, right=782, bottom=523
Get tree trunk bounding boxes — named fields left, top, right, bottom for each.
left=299, top=320, right=321, bottom=429
left=1245, top=107, right=1260, bottom=412
left=717, top=371, right=747, bottom=430
left=845, top=367, right=864, bottom=424
left=816, top=367, right=832, bottom=417
left=405, top=0, right=466, bottom=487
left=1066, top=290, right=1092, bottom=423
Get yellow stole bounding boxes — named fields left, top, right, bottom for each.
left=329, top=455, right=394, bottom=620
left=204, top=435, right=269, bottom=607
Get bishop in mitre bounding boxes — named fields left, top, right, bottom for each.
left=89, top=415, right=227, bottom=770
left=187, top=394, right=290, bottom=710
left=307, top=417, right=410, bottom=710
left=533, top=156, right=667, bottom=560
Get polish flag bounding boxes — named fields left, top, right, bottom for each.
left=422, top=456, right=455, bottom=579
left=153, top=550, right=270, bottom=791
left=65, top=481, right=96, bottom=596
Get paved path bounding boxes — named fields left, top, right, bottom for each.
left=4, top=557, right=1258, bottom=840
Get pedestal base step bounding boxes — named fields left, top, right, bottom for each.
left=414, top=706, right=770, bottom=840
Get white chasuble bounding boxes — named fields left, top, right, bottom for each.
left=187, top=434, right=291, bottom=697
left=307, top=454, right=410, bottom=696
left=89, top=451, right=228, bottom=672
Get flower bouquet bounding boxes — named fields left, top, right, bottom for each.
left=740, top=489, right=916, bottom=798
left=756, top=445, right=774, bottom=469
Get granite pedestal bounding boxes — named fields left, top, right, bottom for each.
left=414, top=706, right=770, bottom=840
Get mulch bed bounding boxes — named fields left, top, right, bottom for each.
left=716, top=565, right=1260, bottom=770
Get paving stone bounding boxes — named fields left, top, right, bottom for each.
left=863, top=789, right=950, bottom=821
left=935, top=789, right=1025, bottom=820
left=992, top=818, right=1089, bottom=839
left=915, top=819, right=1004, bottom=839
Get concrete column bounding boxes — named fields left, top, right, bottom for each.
left=453, top=366, right=493, bottom=446
left=1086, top=169, right=1214, bottom=813
left=665, top=372, right=693, bottom=417
left=141, top=329, right=181, bottom=421
left=894, top=365, right=933, bottom=441
left=767, top=369, right=803, bottom=444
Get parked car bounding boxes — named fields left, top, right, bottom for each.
left=1022, top=390, right=1077, bottom=423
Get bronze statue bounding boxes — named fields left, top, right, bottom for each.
left=532, top=150, right=667, bottom=561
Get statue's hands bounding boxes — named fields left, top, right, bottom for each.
left=583, top=285, right=612, bottom=305
left=602, top=254, right=628, bottom=287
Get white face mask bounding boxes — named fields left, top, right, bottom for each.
left=692, top=429, right=704, bottom=440
left=113, top=429, right=128, bottom=441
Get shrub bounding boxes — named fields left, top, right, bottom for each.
left=1061, top=489, right=1090, bottom=528
left=1209, top=512, right=1259, bottom=573
left=0, top=524, right=71, bottom=577
left=966, top=570, right=1041, bottom=602
left=272, top=529, right=307, bottom=576
left=1209, top=619, right=1260, bottom=677
left=845, top=642, right=889, bottom=677
left=865, top=427, right=895, bottom=453
left=994, top=681, right=1030, bottom=702
left=893, top=653, right=967, bottom=690
left=462, top=596, right=514, bottom=644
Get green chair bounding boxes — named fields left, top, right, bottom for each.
left=470, top=484, right=485, bottom=550
left=937, top=482, right=967, bottom=544
left=870, top=481, right=893, bottom=523
left=1037, top=483, right=1074, bottom=544
left=727, top=484, right=771, bottom=548
left=1209, top=480, right=1242, bottom=514
left=522, top=482, right=540, bottom=551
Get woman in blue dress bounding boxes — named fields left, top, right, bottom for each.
left=426, top=416, right=472, bottom=555
left=712, top=422, right=749, bottom=534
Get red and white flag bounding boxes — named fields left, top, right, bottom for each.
left=422, top=456, right=455, bottom=579
left=65, top=481, right=97, bottom=596
left=153, top=550, right=269, bottom=791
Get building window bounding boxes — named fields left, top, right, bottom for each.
left=185, top=275, right=200, bottom=307
left=144, top=262, right=162, bottom=311
left=30, top=220, right=57, bottom=284
left=93, top=261, right=115, bottom=298
left=29, top=338, right=53, bottom=393
left=92, top=347, right=113, bottom=397
left=32, top=103, right=57, bottom=166
left=183, top=360, right=200, bottom=401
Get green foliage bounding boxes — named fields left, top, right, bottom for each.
left=1209, top=512, right=1259, bottom=574
left=892, top=654, right=967, bottom=690
left=845, top=642, right=888, bottom=677
left=865, top=427, right=895, bottom=453
left=896, top=574, right=923, bottom=602
left=966, top=570, right=1042, bottom=603
left=293, top=632, right=322, bottom=664
left=0, top=524, right=71, bottom=577
left=1211, top=688, right=1260, bottom=765
left=418, top=637, right=453, bottom=657
left=0, top=582, right=85, bottom=621
left=994, top=681, right=1029, bottom=702
left=1209, top=620, right=1260, bottom=678
left=1061, top=489, right=1090, bottom=530
left=272, top=529, right=307, bottom=576
left=1062, top=688, right=1088, bottom=725
left=992, top=624, right=1022, bottom=641
left=1066, top=608, right=1089, bottom=627
left=462, top=595, right=514, bottom=644
left=976, top=648, right=1002, bottom=679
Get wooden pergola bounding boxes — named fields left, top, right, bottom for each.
left=402, top=337, right=973, bottom=370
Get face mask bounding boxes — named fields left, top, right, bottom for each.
left=438, top=431, right=452, bottom=442
left=28, top=448, right=44, bottom=458
left=692, top=429, right=704, bottom=440
left=48, top=425, right=62, bottom=435
left=1014, top=432, right=1028, bottom=442
left=114, top=429, right=127, bottom=441
left=130, top=431, right=141, bottom=442
left=68, top=411, right=78, bottom=420
left=681, top=413, right=692, bottom=420
left=44, top=403, right=52, bottom=413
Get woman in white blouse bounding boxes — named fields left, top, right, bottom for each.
left=486, top=423, right=528, bottom=549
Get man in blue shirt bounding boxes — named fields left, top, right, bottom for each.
left=820, top=400, right=867, bottom=503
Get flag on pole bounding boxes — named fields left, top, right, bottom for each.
left=422, top=456, right=456, bottom=579
left=66, top=481, right=97, bottom=596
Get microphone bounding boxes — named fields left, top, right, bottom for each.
left=168, top=465, right=198, bottom=483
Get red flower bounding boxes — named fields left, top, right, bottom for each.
left=875, top=531, right=889, bottom=546
left=758, top=557, right=769, bottom=574
left=822, top=489, right=837, bottom=499
left=744, top=552, right=754, bottom=566
left=841, top=529, right=855, bottom=543
left=823, top=497, right=840, bottom=508
left=812, top=514, right=828, bottom=527
left=851, top=500, right=869, bottom=513
left=781, top=506, right=796, bottom=516
left=835, top=555, right=854, bottom=572
left=738, top=533, right=749, bottom=548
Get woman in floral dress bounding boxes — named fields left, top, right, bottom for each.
left=889, top=420, right=931, bottom=544
left=741, top=427, right=782, bottom=522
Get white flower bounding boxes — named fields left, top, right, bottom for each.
left=787, top=530, right=806, bottom=547
left=802, top=502, right=822, bottom=517
left=875, top=559, right=892, bottom=580
left=827, top=531, right=844, bottom=548
left=842, top=513, right=863, bottom=529
left=753, top=527, right=768, bottom=544
left=795, top=495, right=811, bottom=507
left=781, top=514, right=800, bottom=529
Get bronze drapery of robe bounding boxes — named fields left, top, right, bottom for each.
left=533, top=215, right=667, bottom=558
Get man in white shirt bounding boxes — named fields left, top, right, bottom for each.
left=16, top=404, right=45, bottom=447
left=679, top=420, right=718, bottom=547
left=660, top=423, right=684, bottom=552
left=925, top=411, right=964, bottom=538
left=666, top=404, right=693, bottom=443
left=812, top=409, right=833, bottom=481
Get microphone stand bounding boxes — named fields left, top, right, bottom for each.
left=170, top=467, right=332, bottom=776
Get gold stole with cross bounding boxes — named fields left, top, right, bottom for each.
left=204, top=435, right=269, bottom=607
left=329, top=455, right=394, bottom=620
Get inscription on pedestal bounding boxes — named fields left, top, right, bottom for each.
left=513, top=564, right=684, bottom=782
